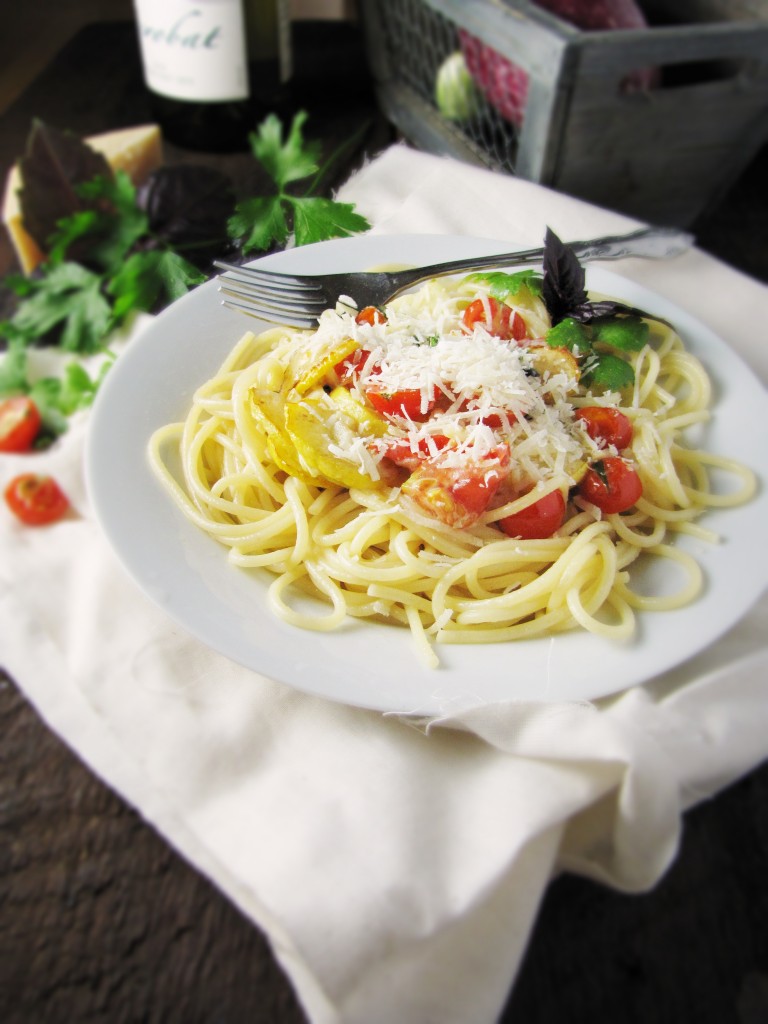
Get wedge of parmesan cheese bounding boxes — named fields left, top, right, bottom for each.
left=2, top=123, right=163, bottom=273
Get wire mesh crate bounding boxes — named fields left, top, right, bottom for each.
left=358, top=0, right=768, bottom=226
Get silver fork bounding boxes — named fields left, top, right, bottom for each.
left=214, top=226, right=693, bottom=329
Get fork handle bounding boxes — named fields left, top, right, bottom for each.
left=388, top=226, right=694, bottom=291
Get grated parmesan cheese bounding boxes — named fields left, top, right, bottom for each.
left=297, top=279, right=589, bottom=489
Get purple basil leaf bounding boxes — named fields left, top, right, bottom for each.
left=571, top=299, right=674, bottom=331
left=542, top=226, right=587, bottom=324
left=137, top=165, right=236, bottom=269
left=568, top=299, right=637, bottom=322
left=17, top=120, right=113, bottom=251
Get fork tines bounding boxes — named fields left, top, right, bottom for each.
left=214, top=260, right=322, bottom=294
left=214, top=259, right=327, bottom=328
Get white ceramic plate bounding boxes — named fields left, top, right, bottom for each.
left=85, top=234, right=768, bottom=715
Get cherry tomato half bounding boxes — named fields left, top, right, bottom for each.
left=0, top=397, right=42, bottom=453
left=334, top=347, right=375, bottom=385
left=383, top=434, right=450, bottom=470
left=401, top=445, right=510, bottom=529
left=4, top=473, right=70, bottom=526
left=575, top=406, right=633, bottom=450
left=365, top=385, right=437, bottom=421
left=355, top=306, right=386, bottom=326
left=462, top=298, right=527, bottom=341
left=578, top=457, right=642, bottom=515
left=498, top=489, right=566, bottom=539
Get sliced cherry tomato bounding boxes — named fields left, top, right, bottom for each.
left=4, top=473, right=69, bottom=525
left=333, top=347, right=375, bottom=385
left=365, top=384, right=437, bottom=421
left=401, top=445, right=510, bottom=528
left=498, top=489, right=566, bottom=539
left=481, top=411, right=520, bottom=429
left=462, top=297, right=526, bottom=341
left=355, top=305, right=386, bottom=326
left=575, top=406, right=633, bottom=450
left=0, top=397, right=42, bottom=453
left=578, top=457, right=642, bottom=515
left=383, top=434, right=450, bottom=470
left=510, top=310, right=528, bottom=341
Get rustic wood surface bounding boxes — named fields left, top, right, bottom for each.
left=1, top=19, right=768, bottom=1024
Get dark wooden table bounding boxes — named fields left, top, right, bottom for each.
left=2, top=20, right=768, bottom=1024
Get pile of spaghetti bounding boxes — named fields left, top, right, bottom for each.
left=149, top=242, right=755, bottom=666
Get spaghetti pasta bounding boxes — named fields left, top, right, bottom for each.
left=149, top=268, right=756, bottom=667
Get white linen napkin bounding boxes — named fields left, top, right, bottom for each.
left=2, top=144, right=767, bottom=1024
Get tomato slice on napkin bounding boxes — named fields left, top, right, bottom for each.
left=4, top=473, right=69, bottom=525
left=0, top=397, right=42, bottom=452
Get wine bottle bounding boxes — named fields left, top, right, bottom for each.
left=132, top=0, right=292, bottom=153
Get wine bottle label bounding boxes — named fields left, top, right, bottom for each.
left=133, top=0, right=249, bottom=102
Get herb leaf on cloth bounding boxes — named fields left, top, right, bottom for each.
left=2, top=262, right=111, bottom=353
left=108, top=250, right=206, bottom=322
left=0, top=344, right=112, bottom=442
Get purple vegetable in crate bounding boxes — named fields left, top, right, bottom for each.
left=460, top=0, right=656, bottom=128
left=538, top=0, right=648, bottom=30
left=459, top=32, right=530, bottom=125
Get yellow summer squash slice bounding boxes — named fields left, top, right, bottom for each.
left=284, top=392, right=382, bottom=491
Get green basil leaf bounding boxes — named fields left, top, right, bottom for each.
left=545, top=316, right=591, bottom=354
left=592, top=315, right=649, bottom=352
left=464, top=269, right=543, bottom=300
left=584, top=353, right=635, bottom=390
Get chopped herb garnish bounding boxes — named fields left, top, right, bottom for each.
left=593, top=459, right=610, bottom=486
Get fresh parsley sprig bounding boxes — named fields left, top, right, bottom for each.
left=0, top=170, right=206, bottom=355
left=0, top=343, right=110, bottom=444
left=228, top=111, right=371, bottom=253
left=0, top=114, right=373, bottom=438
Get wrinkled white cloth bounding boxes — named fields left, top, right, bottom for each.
left=2, top=145, right=767, bottom=1024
